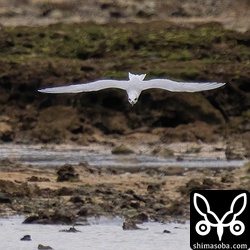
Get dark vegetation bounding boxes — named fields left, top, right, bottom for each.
left=0, top=21, right=249, bottom=148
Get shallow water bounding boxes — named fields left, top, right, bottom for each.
left=0, top=144, right=246, bottom=168
left=0, top=216, right=189, bottom=250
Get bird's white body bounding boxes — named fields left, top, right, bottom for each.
left=39, top=72, right=226, bottom=105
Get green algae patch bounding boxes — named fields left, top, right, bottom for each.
left=1, top=21, right=249, bottom=64
left=112, top=144, right=134, bottom=155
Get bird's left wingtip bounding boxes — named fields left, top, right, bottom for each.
left=38, top=88, right=46, bottom=93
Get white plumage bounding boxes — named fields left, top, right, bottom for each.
left=38, top=72, right=226, bottom=105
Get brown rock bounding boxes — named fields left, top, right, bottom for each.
left=21, top=235, right=31, bottom=241
left=59, top=226, right=81, bottom=233
left=147, top=183, right=162, bottom=193
left=57, top=164, right=79, bottom=182
left=38, top=244, right=53, bottom=249
left=179, top=179, right=202, bottom=194
left=27, top=176, right=50, bottom=182
left=0, top=122, right=14, bottom=141
left=23, top=210, right=75, bottom=225
left=130, top=212, right=149, bottom=223
left=122, top=220, right=147, bottom=230
left=111, top=144, right=134, bottom=155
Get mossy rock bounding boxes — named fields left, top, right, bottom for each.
left=111, top=144, right=134, bottom=155
left=57, top=164, right=80, bottom=182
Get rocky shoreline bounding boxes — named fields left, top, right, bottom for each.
left=0, top=144, right=249, bottom=225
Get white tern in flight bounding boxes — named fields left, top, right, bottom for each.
left=38, top=72, right=226, bottom=106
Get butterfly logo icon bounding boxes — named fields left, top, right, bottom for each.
left=193, top=193, right=247, bottom=241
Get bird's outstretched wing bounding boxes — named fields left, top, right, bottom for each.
left=38, top=80, right=128, bottom=93
left=141, top=79, right=226, bottom=92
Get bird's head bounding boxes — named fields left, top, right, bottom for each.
left=128, top=90, right=140, bottom=106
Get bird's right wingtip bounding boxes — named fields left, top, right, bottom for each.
left=214, top=82, right=226, bottom=88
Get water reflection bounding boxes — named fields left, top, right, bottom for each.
left=0, top=144, right=246, bottom=168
